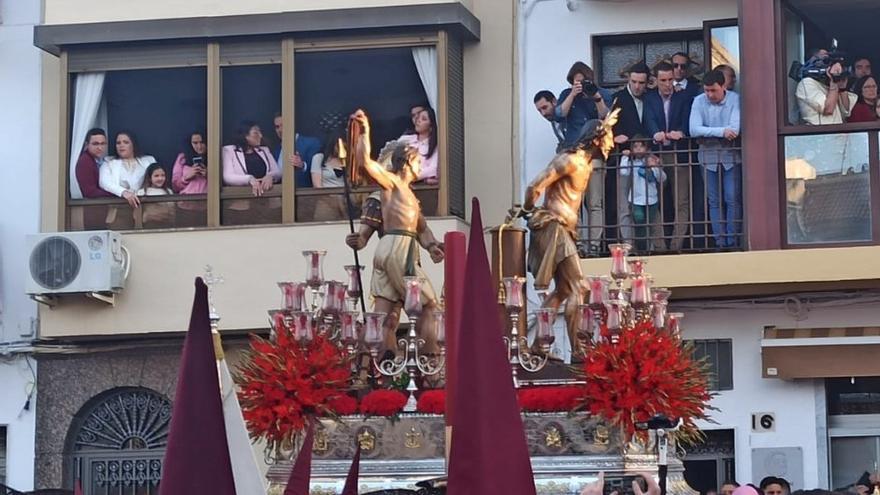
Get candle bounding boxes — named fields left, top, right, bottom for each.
left=322, top=281, right=344, bottom=315
left=652, top=301, right=667, bottom=329
left=630, top=276, right=650, bottom=307
left=652, top=288, right=671, bottom=304
left=302, top=250, right=326, bottom=289
left=363, top=312, right=386, bottom=348
left=609, top=243, right=631, bottom=280
left=577, top=304, right=594, bottom=340
left=605, top=301, right=623, bottom=331
left=344, top=265, right=364, bottom=300
left=667, top=312, right=684, bottom=338
left=433, top=309, right=447, bottom=345
left=502, top=276, right=526, bottom=310
left=628, top=258, right=646, bottom=276
left=341, top=311, right=358, bottom=345
left=278, top=282, right=306, bottom=312
left=587, top=275, right=610, bottom=307
left=291, top=311, right=313, bottom=343
left=403, top=276, right=423, bottom=317
left=534, top=308, right=556, bottom=346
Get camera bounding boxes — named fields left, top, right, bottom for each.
left=635, top=414, right=679, bottom=431
left=788, top=39, right=850, bottom=84
left=604, top=475, right=648, bottom=495
left=581, top=80, right=600, bottom=98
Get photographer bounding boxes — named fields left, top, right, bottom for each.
left=795, top=56, right=856, bottom=125
left=556, top=62, right=611, bottom=147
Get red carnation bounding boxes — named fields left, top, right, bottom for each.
left=416, top=390, right=446, bottom=414
left=326, top=394, right=359, bottom=416
left=360, top=390, right=408, bottom=417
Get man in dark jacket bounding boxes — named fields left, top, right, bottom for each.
left=74, top=128, right=113, bottom=229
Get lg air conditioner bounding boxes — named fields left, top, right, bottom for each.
left=25, top=231, right=130, bottom=305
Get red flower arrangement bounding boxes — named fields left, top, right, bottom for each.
left=360, top=390, right=408, bottom=416
left=518, top=386, right=583, bottom=413
left=235, top=317, right=352, bottom=451
left=579, top=321, right=713, bottom=442
left=327, top=394, right=359, bottom=416
left=416, top=390, right=446, bottom=414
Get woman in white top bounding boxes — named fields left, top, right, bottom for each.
left=310, top=133, right=349, bottom=221
left=99, top=131, right=156, bottom=228
left=397, top=106, right=438, bottom=183
left=99, top=131, right=156, bottom=206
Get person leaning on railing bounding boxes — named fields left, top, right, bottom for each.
left=99, top=130, right=156, bottom=230
left=74, top=128, right=114, bottom=230
left=222, top=121, right=282, bottom=223
left=171, top=130, right=208, bottom=227
left=397, top=106, right=439, bottom=184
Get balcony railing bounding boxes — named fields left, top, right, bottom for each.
left=67, top=184, right=441, bottom=231
left=575, top=139, right=743, bottom=257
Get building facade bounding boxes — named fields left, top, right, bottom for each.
left=0, top=0, right=42, bottom=491
left=520, top=0, right=880, bottom=491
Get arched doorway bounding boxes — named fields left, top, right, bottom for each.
left=67, top=387, right=171, bottom=495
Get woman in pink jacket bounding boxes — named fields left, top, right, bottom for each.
left=171, top=131, right=208, bottom=226
left=221, top=121, right=282, bottom=223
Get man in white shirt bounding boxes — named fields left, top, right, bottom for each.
left=795, top=61, right=855, bottom=125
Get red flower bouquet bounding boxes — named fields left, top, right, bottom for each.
left=235, top=318, right=352, bottom=451
left=327, top=394, right=359, bottom=416
left=579, top=321, right=713, bottom=442
left=360, top=390, right=408, bottom=416
left=416, top=390, right=446, bottom=414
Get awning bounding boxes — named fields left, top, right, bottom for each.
left=34, top=3, right=480, bottom=56
left=762, top=326, right=880, bottom=379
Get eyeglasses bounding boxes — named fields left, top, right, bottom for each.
left=673, top=63, right=688, bottom=69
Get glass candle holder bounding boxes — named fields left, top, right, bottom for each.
left=630, top=275, right=651, bottom=307
left=344, top=265, right=364, bottom=300
left=576, top=304, right=595, bottom=340
left=666, top=312, right=684, bottom=337
left=291, top=311, right=313, bottom=343
left=502, top=276, right=526, bottom=311
left=302, top=250, right=326, bottom=289
left=433, top=309, right=446, bottom=345
left=652, top=287, right=672, bottom=304
left=278, top=282, right=307, bottom=312
left=652, top=301, right=668, bottom=330
left=321, top=281, right=345, bottom=316
left=609, top=243, right=632, bottom=281
left=605, top=300, right=625, bottom=332
left=363, top=312, right=386, bottom=348
left=534, top=308, right=556, bottom=346
left=586, top=275, right=610, bottom=307
left=340, top=311, right=358, bottom=345
left=628, top=258, right=646, bottom=277
left=403, top=276, right=423, bottom=317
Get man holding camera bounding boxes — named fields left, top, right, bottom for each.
left=555, top=62, right=612, bottom=256
left=795, top=57, right=856, bottom=125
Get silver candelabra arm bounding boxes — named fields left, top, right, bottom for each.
left=414, top=342, right=445, bottom=376
left=371, top=338, right=409, bottom=377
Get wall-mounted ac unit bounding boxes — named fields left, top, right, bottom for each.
left=25, top=231, right=129, bottom=303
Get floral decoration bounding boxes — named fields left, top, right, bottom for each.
left=416, top=390, right=446, bottom=414
left=360, top=389, right=408, bottom=417
left=518, top=386, right=583, bottom=413
left=579, top=321, right=714, bottom=443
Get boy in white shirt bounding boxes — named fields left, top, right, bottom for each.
left=619, top=138, right=667, bottom=252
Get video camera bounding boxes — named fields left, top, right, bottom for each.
left=788, top=39, right=850, bottom=83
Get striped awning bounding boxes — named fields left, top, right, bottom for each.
left=761, top=326, right=880, bottom=379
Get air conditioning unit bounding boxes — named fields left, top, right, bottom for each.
left=25, top=231, right=130, bottom=304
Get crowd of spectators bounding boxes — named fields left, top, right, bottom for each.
left=72, top=103, right=439, bottom=228
left=534, top=52, right=741, bottom=254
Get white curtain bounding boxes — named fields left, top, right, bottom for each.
left=68, top=72, right=106, bottom=199
left=411, top=47, right=438, bottom=111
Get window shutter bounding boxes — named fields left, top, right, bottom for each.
left=446, top=36, right=465, bottom=218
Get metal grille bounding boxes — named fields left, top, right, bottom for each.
left=446, top=35, right=466, bottom=218
left=29, top=236, right=81, bottom=290
left=688, top=339, right=734, bottom=391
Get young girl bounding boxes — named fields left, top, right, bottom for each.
left=136, top=163, right=175, bottom=227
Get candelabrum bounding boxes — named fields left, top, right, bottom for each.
left=499, top=276, right=555, bottom=387
left=274, top=251, right=445, bottom=412
left=578, top=243, right=682, bottom=355
left=363, top=276, right=446, bottom=412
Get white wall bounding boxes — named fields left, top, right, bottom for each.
left=518, top=0, right=738, bottom=196
left=0, top=0, right=42, bottom=490
left=678, top=299, right=880, bottom=489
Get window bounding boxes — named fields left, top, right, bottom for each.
left=780, top=0, right=880, bottom=127
left=0, top=426, right=6, bottom=486
left=292, top=46, right=435, bottom=223
left=61, top=33, right=463, bottom=232
left=595, top=30, right=704, bottom=88
left=827, top=377, right=880, bottom=415
left=688, top=339, right=733, bottom=391
left=784, top=132, right=872, bottom=244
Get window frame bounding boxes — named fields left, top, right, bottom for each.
left=60, top=30, right=461, bottom=232
left=687, top=338, right=734, bottom=392
left=592, top=28, right=705, bottom=89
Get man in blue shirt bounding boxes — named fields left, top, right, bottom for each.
left=689, top=69, right=742, bottom=249
left=273, top=113, right=322, bottom=188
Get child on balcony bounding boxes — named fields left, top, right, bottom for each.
left=136, top=163, right=175, bottom=228
left=619, top=138, right=667, bottom=253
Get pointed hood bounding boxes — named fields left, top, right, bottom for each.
left=159, top=278, right=236, bottom=495
left=446, top=198, right=536, bottom=495
left=340, top=445, right=362, bottom=495
left=283, top=420, right=315, bottom=495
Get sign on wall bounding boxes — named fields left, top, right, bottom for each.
left=751, top=447, right=803, bottom=490
left=752, top=412, right=776, bottom=433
